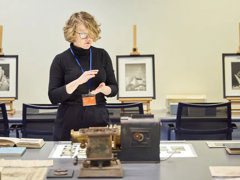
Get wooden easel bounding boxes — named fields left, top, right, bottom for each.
left=0, top=25, right=3, bottom=55
left=226, top=97, right=240, bottom=114
left=0, top=26, right=16, bottom=115
left=0, top=98, right=16, bottom=115
left=238, top=23, right=240, bottom=54
left=119, top=25, right=152, bottom=114
left=0, top=26, right=15, bottom=115
left=226, top=24, right=240, bottom=113
left=130, top=25, right=140, bottom=55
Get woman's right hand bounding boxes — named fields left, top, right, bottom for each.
left=77, top=69, right=99, bottom=85
left=66, top=69, right=99, bottom=94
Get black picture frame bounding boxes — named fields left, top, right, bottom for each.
left=116, top=55, right=155, bottom=99
left=0, top=55, right=18, bottom=99
left=222, top=53, right=240, bottom=98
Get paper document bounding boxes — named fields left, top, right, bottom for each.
left=210, top=166, right=240, bottom=178
left=206, top=141, right=240, bottom=148
left=160, top=143, right=197, bottom=158
left=48, top=143, right=86, bottom=159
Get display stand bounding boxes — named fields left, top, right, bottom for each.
left=119, top=98, right=152, bottom=114
left=119, top=25, right=152, bottom=114
left=130, top=25, right=140, bottom=55
left=238, top=23, right=240, bottom=54
left=226, top=97, right=240, bottom=114
left=0, top=25, right=3, bottom=55
left=0, top=98, right=16, bottom=115
left=0, top=26, right=16, bottom=115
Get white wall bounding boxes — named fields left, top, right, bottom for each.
left=0, top=0, right=240, bottom=111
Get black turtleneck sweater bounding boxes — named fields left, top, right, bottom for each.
left=48, top=44, right=118, bottom=105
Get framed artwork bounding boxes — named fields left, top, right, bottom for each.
left=222, top=53, right=240, bottom=98
left=0, top=55, right=18, bottom=99
left=116, top=55, right=155, bottom=99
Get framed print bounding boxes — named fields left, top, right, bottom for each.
left=0, top=55, right=18, bottom=99
left=222, top=53, right=240, bottom=98
left=116, top=55, right=155, bottom=99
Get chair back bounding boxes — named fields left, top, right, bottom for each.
left=176, top=102, right=232, bottom=140
left=106, top=102, right=144, bottom=113
left=22, top=103, right=58, bottom=141
left=106, top=103, right=144, bottom=124
left=0, top=103, right=9, bottom=137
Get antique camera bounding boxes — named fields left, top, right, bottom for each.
left=118, top=117, right=161, bottom=162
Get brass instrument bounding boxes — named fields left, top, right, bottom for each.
left=71, top=125, right=121, bottom=150
left=70, top=117, right=161, bottom=177
left=71, top=125, right=123, bottom=178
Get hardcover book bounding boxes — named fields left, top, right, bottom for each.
left=0, top=137, right=45, bottom=148
left=0, top=147, right=26, bottom=156
left=225, top=143, right=240, bottom=155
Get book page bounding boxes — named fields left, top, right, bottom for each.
left=16, top=138, right=45, bottom=148
left=0, top=137, right=20, bottom=147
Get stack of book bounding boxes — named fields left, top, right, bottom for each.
left=225, top=143, right=240, bottom=155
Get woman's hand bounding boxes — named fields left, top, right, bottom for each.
left=90, top=82, right=111, bottom=96
left=77, top=70, right=99, bottom=85
left=66, top=69, right=98, bottom=94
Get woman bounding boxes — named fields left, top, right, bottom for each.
left=48, top=11, right=118, bottom=141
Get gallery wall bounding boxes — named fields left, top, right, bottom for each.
left=0, top=0, right=240, bottom=111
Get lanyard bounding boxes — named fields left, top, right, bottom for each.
left=70, top=47, right=92, bottom=90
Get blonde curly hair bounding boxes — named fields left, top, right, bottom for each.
left=63, top=11, right=101, bottom=42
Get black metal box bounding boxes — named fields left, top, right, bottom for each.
left=118, top=117, right=161, bottom=162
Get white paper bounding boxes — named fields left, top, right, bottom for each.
left=160, top=143, right=197, bottom=158
left=48, top=143, right=86, bottom=159
left=206, top=141, right=240, bottom=148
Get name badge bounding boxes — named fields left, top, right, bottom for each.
left=82, top=93, right=96, bottom=106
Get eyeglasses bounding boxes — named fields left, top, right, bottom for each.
left=75, top=32, right=89, bottom=39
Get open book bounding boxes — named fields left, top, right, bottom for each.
left=0, top=137, right=45, bottom=148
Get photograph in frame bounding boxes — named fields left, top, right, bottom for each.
left=116, top=55, right=155, bottom=99
left=222, top=54, right=240, bottom=97
left=0, top=55, right=18, bottom=99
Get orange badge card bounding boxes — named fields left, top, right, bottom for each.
left=82, top=94, right=96, bottom=106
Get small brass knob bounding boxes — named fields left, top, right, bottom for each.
left=80, top=143, right=86, bottom=149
